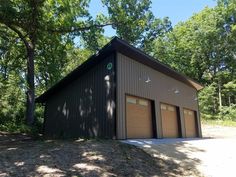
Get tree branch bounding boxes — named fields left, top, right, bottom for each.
left=48, top=23, right=114, bottom=34
left=6, top=25, right=30, bottom=50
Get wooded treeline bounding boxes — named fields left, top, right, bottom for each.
left=153, top=0, right=236, bottom=120
left=0, top=0, right=235, bottom=132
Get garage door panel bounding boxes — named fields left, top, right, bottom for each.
left=126, top=96, right=153, bottom=139
left=161, top=103, right=179, bottom=138
left=184, top=109, right=197, bottom=138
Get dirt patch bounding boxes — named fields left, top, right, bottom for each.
left=0, top=131, right=32, bottom=144
left=2, top=124, right=235, bottom=177
left=0, top=132, right=190, bottom=177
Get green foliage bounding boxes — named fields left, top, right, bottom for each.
left=219, top=104, right=236, bottom=120
left=102, top=0, right=172, bottom=51
left=1, top=0, right=236, bottom=132
left=199, top=83, right=218, bottom=117
left=102, top=0, right=153, bottom=43
left=0, top=0, right=88, bottom=130
left=63, top=48, right=92, bottom=75
left=0, top=69, right=44, bottom=135
left=153, top=1, right=236, bottom=121
left=0, top=0, right=172, bottom=133
left=0, top=72, right=25, bottom=123
left=223, top=80, right=236, bottom=103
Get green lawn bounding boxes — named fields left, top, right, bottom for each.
left=202, top=119, right=236, bottom=127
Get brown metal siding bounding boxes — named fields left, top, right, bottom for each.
left=116, top=53, right=201, bottom=139
left=44, top=54, right=116, bottom=138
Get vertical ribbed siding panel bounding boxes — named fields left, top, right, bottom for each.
left=196, top=96, right=202, bottom=137
left=179, top=107, right=186, bottom=137
left=117, top=56, right=122, bottom=139
left=116, top=53, right=200, bottom=139
left=44, top=54, right=116, bottom=138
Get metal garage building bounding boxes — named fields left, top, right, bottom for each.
left=36, top=37, right=203, bottom=139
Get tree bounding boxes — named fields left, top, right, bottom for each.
left=0, top=34, right=26, bottom=128
left=153, top=0, right=236, bottom=120
left=0, top=0, right=111, bottom=125
left=0, top=0, right=173, bottom=126
left=102, top=0, right=172, bottom=51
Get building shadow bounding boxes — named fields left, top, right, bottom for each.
left=122, top=138, right=206, bottom=176
left=0, top=133, right=203, bottom=177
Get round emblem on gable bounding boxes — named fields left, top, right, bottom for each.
left=107, top=62, right=113, bottom=70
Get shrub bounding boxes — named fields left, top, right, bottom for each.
left=218, top=104, right=236, bottom=121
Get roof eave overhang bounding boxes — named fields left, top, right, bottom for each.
left=36, top=41, right=116, bottom=103
left=36, top=37, right=203, bottom=103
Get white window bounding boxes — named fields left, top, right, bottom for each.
left=127, top=97, right=136, bottom=104
left=168, top=106, right=175, bottom=112
left=139, top=100, right=148, bottom=106
left=161, top=104, right=167, bottom=110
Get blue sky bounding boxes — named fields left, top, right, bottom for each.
left=89, top=0, right=217, bottom=36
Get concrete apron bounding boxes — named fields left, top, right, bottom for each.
left=121, top=138, right=236, bottom=177
left=121, top=138, right=202, bottom=147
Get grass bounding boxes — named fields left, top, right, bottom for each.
left=202, top=119, right=236, bottom=127
left=0, top=121, right=43, bottom=138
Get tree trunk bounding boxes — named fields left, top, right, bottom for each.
left=26, top=46, right=35, bottom=125
left=228, top=96, right=231, bottom=106
left=218, top=79, right=222, bottom=109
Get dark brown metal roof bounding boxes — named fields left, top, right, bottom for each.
left=36, top=37, right=203, bottom=103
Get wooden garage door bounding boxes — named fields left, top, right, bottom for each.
left=161, top=103, right=179, bottom=138
left=184, top=109, right=197, bottom=138
left=126, top=96, right=153, bottom=139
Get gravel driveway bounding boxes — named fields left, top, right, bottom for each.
left=122, top=124, right=236, bottom=177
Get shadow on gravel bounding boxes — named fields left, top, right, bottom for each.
left=122, top=139, right=206, bottom=176
left=0, top=132, right=32, bottom=144
left=0, top=133, right=201, bottom=177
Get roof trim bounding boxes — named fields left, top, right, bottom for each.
left=36, top=37, right=203, bottom=103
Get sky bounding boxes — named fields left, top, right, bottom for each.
left=89, top=0, right=217, bottom=37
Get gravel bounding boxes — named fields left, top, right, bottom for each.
left=123, top=124, right=236, bottom=177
